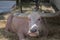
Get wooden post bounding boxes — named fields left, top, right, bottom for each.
left=16, top=0, right=19, bottom=8
left=35, top=0, right=39, bottom=11
left=16, top=0, right=23, bottom=13
left=19, top=0, right=23, bottom=13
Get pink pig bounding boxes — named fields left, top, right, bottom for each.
left=5, top=11, right=48, bottom=40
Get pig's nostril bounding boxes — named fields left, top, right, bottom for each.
left=30, top=29, right=37, bottom=33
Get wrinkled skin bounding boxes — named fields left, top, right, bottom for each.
left=5, top=12, right=48, bottom=40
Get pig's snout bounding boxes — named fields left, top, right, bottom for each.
left=28, top=24, right=39, bottom=37
left=30, top=28, right=37, bottom=33
left=29, top=24, right=39, bottom=33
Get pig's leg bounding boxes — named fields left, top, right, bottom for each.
left=17, top=33, right=25, bottom=40
left=40, top=18, right=48, bottom=37
left=43, top=28, right=48, bottom=37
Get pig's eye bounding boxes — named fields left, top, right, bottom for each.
left=38, top=19, right=40, bottom=21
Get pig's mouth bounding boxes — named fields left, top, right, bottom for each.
left=27, top=32, right=39, bottom=37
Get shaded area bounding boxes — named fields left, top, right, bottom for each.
left=0, top=28, right=18, bottom=40
left=0, top=15, right=5, bottom=20
left=0, top=28, right=60, bottom=40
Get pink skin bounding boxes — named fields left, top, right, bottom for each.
left=5, top=12, right=48, bottom=40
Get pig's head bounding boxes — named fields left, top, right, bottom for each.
left=27, top=12, right=42, bottom=37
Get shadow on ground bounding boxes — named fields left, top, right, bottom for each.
left=0, top=28, right=18, bottom=40
left=0, top=28, right=60, bottom=40
left=0, top=15, right=5, bottom=20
